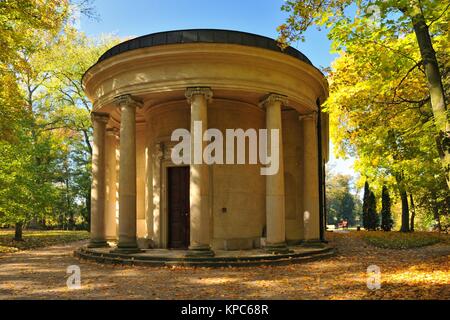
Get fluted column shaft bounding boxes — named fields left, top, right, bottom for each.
left=302, top=113, right=320, bottom=241
left=114, top=94, right=142, bottom=252
left=261, top=94, right=288, bottom=253
left=185, top=87, right=214, bottom=256
left=89, top=112, right=110, bottom=247
left=105, top=128, right=119, bottom=240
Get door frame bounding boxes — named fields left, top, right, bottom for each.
left=153, top=140, right=213, bottom=249
left=165, top=165, right=190, bottom=249
left=161, top=161, right=190, bottom=249
left=152, top=139, right=189, bottom=249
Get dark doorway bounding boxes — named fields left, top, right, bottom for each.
left=168, top=166, right=190, bottom=249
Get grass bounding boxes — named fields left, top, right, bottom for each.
left=0, top=230, right=89, bottom=253
left=1, top=229, right=447, bottom=253
left=362, top=231, right=448, bottom=249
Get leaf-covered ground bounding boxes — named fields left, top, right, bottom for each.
left=0, top=231, right=448, bottom=299
left=361, top=231, right=449, bottom=249
left=0, top=230, right=89, bottom=253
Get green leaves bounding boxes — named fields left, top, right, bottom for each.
left=0, top=0, right=69, bottom=69
left=326, top=172, right=362, bottom=226
left=0, top=3, right=121, bottom=229
left=279, top=0, right=449, bottom=229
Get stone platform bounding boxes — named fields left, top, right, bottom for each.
left=74, top=243, right=334, bottom=268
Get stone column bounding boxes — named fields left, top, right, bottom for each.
left=144, top=141, right=153, bottom=247
left=115, top=138, right=120, bottom=237
left=185, top=87, right=214, bottom=256
left=88, top=112, right=110, bottom=248
left=151, top=143, right=163, bottom=247
left=302, top=113, right=320, bottom=241
left=105, top=127, right=119, bottom=240
left=113, top=94, right=143, bottom=253
left=260, top=94, right=289, bottom=253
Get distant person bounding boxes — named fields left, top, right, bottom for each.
left=342, top=220, right=348, bottom=229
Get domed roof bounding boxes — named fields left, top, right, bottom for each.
left=96, top=29, right=313, bottom=66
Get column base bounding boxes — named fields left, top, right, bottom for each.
left=111, top=241, right=142, bottom=254
left=87, top=240, right=109, bottom=248
left=186, top=245, right=215, bottom=257
left=264, top=242, right=291, bottom=254
left=301, top=239, right=325, bottom=248
left=286, top=239, right=303, bottom=246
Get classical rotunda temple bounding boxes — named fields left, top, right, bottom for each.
left=82, top=29, right=329, bottom=257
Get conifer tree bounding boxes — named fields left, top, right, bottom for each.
left=362, top=181, right=370, bottom=229
left=367, top=191, right=378, bottom=230
left=381, top=185, right=393, bottom=231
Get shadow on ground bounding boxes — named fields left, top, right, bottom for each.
left=0, top=232, right=449, bottom=299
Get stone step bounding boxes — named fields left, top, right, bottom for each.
left=74, top=247, right=335, bottom=268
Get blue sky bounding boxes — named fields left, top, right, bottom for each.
left=80, top=0, right=335, bottom=69
left=80, top=0, right=355, bottom=176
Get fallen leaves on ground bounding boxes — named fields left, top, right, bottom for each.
left=0, top=231, right=448, bottom=299
left=0, top=230, right=89, bottom=253
left=362, top=231, right=448, bottom=249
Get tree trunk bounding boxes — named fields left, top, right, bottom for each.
left=431, top=191, right=442, bottom=232
left=411, top=11, right=450, bottom=189
left=400, top=190, right=410, bottom=232
left=409, top=194, right=415, bottom=232
left=14, top=222, right=23, bottom=241
left=399, top=187, right=410, bottom=232
left=68, top=212, right=75, bottom=230
left=395, top=174, right=410, bottom=232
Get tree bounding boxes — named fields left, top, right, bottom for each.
left=0, top=1, right=69, bottom=144
left=362, top=181, right=370, bottom=230
left=0, top=0, right=69, bottom=66
left=45, top=28, right=121, bottom=227
left=409, top=193, right=416, bottom=231
left=305, top=14, right=448, bottom=232
left=0, top=1, right=71, bottom=240
left=326, top=172, right=361, bottom=226
left=381, top=185, right=393, bottom=231
left=341, top=192, right=356, bottom=224
left=0, top=3, right=118, bottom=239
left=278, top=0, right=450, bottom=189
left=367, top=191, right=378, bottom=230
left=0, top=138, right=34, bottom=240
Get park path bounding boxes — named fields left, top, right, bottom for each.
left=0, top=233, right=448, bottom=299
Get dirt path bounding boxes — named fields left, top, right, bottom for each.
left=0, top=232, right=448, bottom=299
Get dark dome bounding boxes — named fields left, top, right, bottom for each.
left=96, top=29, right=313, bottom=66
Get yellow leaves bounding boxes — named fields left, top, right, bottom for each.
left=324, top=20, right=445, bottom=192
left=363, top=231, right=445, bottom=249
left=371, top=158, right=380, bottom=166
left=2, top=230, right=449, bottom=299
left=0, top=0, right=70, bottom=67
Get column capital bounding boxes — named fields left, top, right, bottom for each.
left=91, top=112, right=110, bottom=123
left=259, top=93, right=288, bottom=108
left=153, top=142, right=164, bottom=161
left=185, top=87, right=213, bottom=103
left=106, top=127, right=120, bottom=137
left=113, top=94, right=143, bottom=108
left=298, top=111, right=317, bottom=122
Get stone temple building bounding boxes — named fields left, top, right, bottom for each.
left=82, top=29, right=329, bottom=256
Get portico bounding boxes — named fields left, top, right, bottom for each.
left=83, top=29, right=329, bottom=257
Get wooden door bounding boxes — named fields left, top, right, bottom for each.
left=168, top=166, right=190, bottom=249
